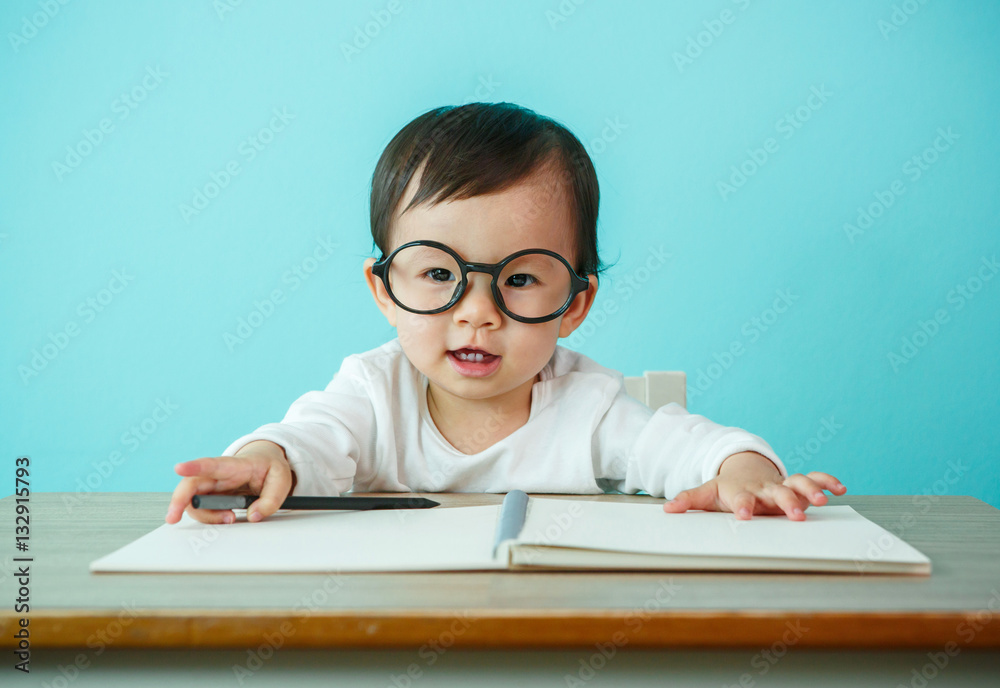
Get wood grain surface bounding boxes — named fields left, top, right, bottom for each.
left=2, top=492, right=998, bottom=649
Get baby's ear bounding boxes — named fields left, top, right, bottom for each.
left=362, top=257, right=397, bottom=327
left=558, top=274, right=598, bottom=339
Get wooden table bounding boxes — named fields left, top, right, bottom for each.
left=3, top=492, right=998, bottom=686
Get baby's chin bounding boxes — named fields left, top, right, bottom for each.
left=425, top=363, right=544, bottom=403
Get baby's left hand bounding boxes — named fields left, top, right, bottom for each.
left=662, top=453, right=847, bottom=521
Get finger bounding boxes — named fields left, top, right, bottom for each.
left=166, top=475, right=203, bottom=524
left=247, top=462, right=293, bottom=522
left=167, top=457, right=256, bottom=524
left=174, top=457, right=243, bottom=481
left=728, top=491, right=757, bottom=520
left=167, top=464, right=232, bottom=523
left=663, top=484, right=716, bottom=513
left=662, top=489, right=691, bottom=512
left=782, top=474, right=831, bottom=506
left=167, top=476, right=237, bottom=525
left=803, top=472, right=847, bottom=494
left=771, top=484, right=807, bottom=520
left=185, top=504, right=236, bottom=525
left=173, top=457, right=218, bottom=477
left=184, top=480, right=240, bottom=525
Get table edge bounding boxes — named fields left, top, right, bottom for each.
left=3, top=609, right=999, bottom=650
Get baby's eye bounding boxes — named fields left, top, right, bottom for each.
left=505, top=273, right=538, bottom=288
left=423, top=268, right=455, bottom=283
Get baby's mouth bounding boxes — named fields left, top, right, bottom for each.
left=445, top=348, right=503, bottom=377
left=448, top=348, right=500, bottom=363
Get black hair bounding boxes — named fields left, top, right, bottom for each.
left=369, top=102, right=610, bottom=278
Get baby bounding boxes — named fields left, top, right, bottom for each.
left=166, top=102, right=845, bottom=526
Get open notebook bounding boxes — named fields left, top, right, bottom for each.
left=90, top=491, right=931, bottom=575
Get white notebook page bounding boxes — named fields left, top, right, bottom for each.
left=90, top=503, right=506, bottom=573
left=515, top=500, right=930, bottom=567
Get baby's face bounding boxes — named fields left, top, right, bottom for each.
left=364, top=163, right=598, bottom=408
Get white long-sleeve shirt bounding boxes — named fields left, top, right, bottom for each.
left=223, top=338, right=787, bottom=498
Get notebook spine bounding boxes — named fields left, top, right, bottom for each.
left=492, top=490, right=529, bottom=558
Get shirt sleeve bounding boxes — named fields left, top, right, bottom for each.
left=221, top=356, right=377, bottom=497
left=593, top=387, right=787, bottom=498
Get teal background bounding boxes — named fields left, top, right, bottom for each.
left=1, top=1, right=997, bottom=507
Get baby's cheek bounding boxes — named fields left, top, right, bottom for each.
left=396, top=314, right=443, bottom=354
left=514, top=327, right=560, bottom=370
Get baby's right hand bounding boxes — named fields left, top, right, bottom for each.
left=165, top=440, right=296, bottom=525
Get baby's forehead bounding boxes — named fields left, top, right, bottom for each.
left=391, top=170, right=577, bottom=262
left=393, top=216, right=576, bottom=264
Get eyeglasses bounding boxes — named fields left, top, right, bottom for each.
left=370, top=239, right=591, bottom=324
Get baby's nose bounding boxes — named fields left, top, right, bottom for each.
left=453, top=273, right=501, bottom=323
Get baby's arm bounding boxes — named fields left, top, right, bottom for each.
left=166, top=354, right=377, bottom=524
left=165, top=439, right=296, bottom=524
left=593, top=386, right=787, bottom=499
left=222, top=385, right=374, bottom=498
left=662, top=450, right=847, bottom=520
left=593, top=387, right=846, bottom=519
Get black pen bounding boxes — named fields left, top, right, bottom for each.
left=191, top=494, right=440, bottom=511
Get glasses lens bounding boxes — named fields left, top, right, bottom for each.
left=387, top=245, right=462, bottom=311
left=498, top=253, right=573, bottom=319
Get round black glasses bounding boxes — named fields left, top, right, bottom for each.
left=370, top=240, right=591, bottom=324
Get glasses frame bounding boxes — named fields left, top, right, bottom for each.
left=371, top=239, right=592, bottom=324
